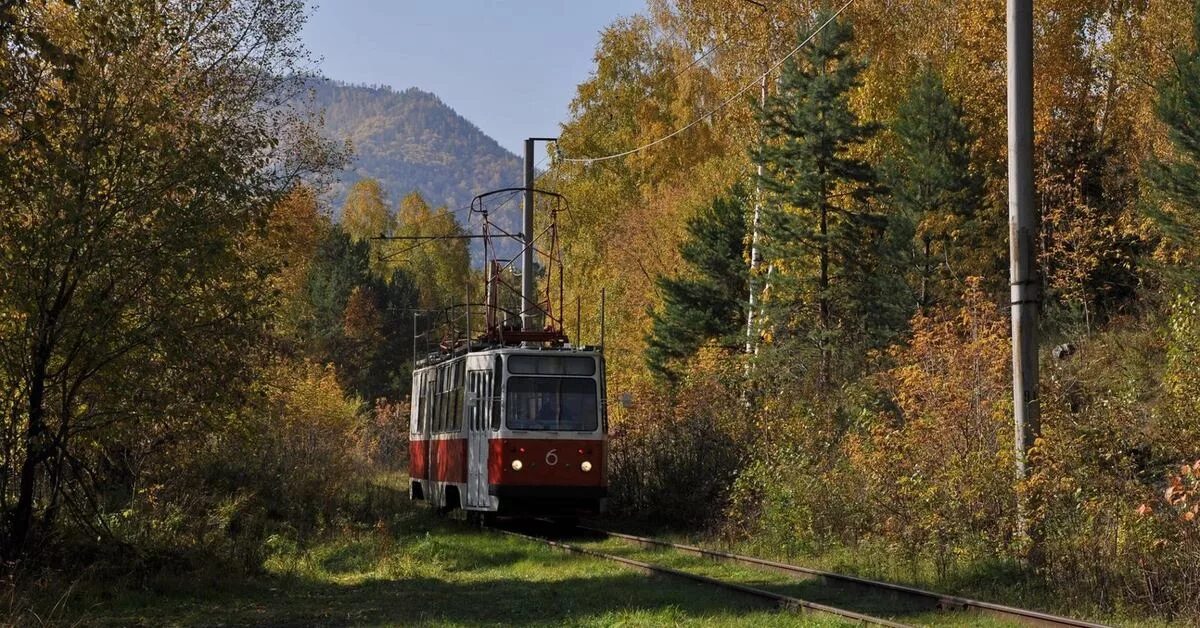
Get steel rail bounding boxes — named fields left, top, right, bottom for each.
left=581, top=526, right=1110, bottom=628
left=490, top=525, right=913, bottom=628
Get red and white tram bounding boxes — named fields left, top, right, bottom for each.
left=408, top=345, right=607, bottom=520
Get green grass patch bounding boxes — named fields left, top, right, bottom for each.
left=587, top=520, right=1180, bottom=628
left=17, top=491, right=859, bottom=626
left=556, top=528, right=1013, bottom=627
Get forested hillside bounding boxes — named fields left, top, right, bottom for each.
left=306, top=79, right=522, bottom=215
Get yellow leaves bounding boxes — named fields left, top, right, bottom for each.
left=273, top=362, right=361, bottom=435
left=341, top=178, right=390, bottom=242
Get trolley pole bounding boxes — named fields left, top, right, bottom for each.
left=1008, top=0, right=1040, bottom=541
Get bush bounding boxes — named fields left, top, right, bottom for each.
left=607, top=349, right=748, bottom=528
left=106, top=362, right=367, bottom=568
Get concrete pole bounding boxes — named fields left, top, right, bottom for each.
left=522, top=138, right=536, bottom=332
left=1008, top=0, right=1039, bottom=527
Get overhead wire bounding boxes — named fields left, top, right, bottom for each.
left=559, top=0, right=854, bottom=165
left=561, top=15, right=753, bottom=164
left=380, top=151, right=551, bottom=237
left=377, top=153, right=553, bottom=262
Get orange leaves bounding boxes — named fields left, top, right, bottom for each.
left=342, top=286, right=383, bottom=343
left=1141, top=459, right=1200, bottom=524
left=881, top=277, right=1011, bottom=459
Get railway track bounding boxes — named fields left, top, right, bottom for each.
left=572, top=524, right=1110, bottom=628
left=492, top=523, right=912, bottom=627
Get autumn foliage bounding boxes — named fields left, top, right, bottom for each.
left=560, top=0, right=1200, bottom=620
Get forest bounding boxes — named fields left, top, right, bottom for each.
left=1, top=0, right=1200, bottom=624
left=547, top=0, right=1200, bottom=619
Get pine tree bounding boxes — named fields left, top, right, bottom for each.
left=305, top=226, right=373, bottom=366
left=645, top=187, right=749, bottom=382
left=1147, top=2, right=1200, bottom=279
left=751, top=12, right=887, bottom=387
left=1148, top=1, right=1200, bottom=437
left=303, top=226, right=420, bottom=400
left=888, top=69, right=985, bottom=310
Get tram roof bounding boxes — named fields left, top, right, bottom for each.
left=414, top=343, right=602, bottom=370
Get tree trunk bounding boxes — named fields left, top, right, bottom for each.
left=921, top=236, right=932, bottom=309
left=8, top=351, right=47, bottom=557
left=819, top=200, right=830, bottom=388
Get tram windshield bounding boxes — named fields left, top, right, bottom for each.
left=506, top=377, right=598, bottom=431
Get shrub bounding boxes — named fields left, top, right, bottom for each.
left=607, top=349, right=748, bottom=528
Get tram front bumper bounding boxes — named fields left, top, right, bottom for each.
left=488, top=484, right=607, bottom=514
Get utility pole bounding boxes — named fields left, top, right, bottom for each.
left=523, top=138, right=536, bottom=333
left=522, top=137, right=557, bottom=333
left=1007, top=0, right=1039, bottom=537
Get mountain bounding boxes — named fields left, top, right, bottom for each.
left=307, top=79, right=524, bottom=220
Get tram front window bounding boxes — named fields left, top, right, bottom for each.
left=506, top=377, right=598, bottom=431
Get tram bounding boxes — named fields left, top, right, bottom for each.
left=407, top=186, right=607, bottom=521
left=408, top=345, right=607, bottom=520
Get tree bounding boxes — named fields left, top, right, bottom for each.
left=341, top=177, right=392, bottom=278
left=887, top=69, right=986, bottom=310
left=264, top=185, right=333, bottom=343
left=0, top=0, right=337, bottom=556
left=304, top=227, right=418, bottom=401
left=1147, top=2, right=1200, bottom=278
left=304, top=227, right=371, bottom=366
left=645, top=187, right=749, bottom=382
left=342, top=179, right=391, bottom=242
left=751, top=12, right=891, bottom=387
left=1147, top=0, right=1200, bottom=444
left=391, top=192, right=470, bottom=312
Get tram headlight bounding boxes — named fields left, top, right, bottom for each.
left=581, top=461, right=593, bottom=472
left=511, top=459, right=523, bottom=471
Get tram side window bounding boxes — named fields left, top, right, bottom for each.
left=426, top=371, right=436, bottom=433
left=491, top=356, right=502, bottom=430
left=410, top=372, right=418, bottom=434
left=435, top=365, right=446, bottom=433
left=454, top=361, right=465, bottom=432
left=443, top=364, right=452, bottom=432
left=413, top=372, right=424, bottom=434
left=449, top=363, right=458, bottom=433
left=430, top=369, right=438, bottom=433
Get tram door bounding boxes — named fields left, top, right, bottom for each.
left=466, top=370, right=489, bottom=508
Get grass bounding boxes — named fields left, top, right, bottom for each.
left=540, top=525, right=1014, bottom=628
left=18, top=487, right=861, bottom=627
left=587, top=519, right=1184, bottom=628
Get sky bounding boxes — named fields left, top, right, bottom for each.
left=302, top=1, right=647, bottom=156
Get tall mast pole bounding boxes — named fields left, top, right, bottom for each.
left=1008, top=0, right=1039, bottom=537
left=522, top=138, right=536, bottom=332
